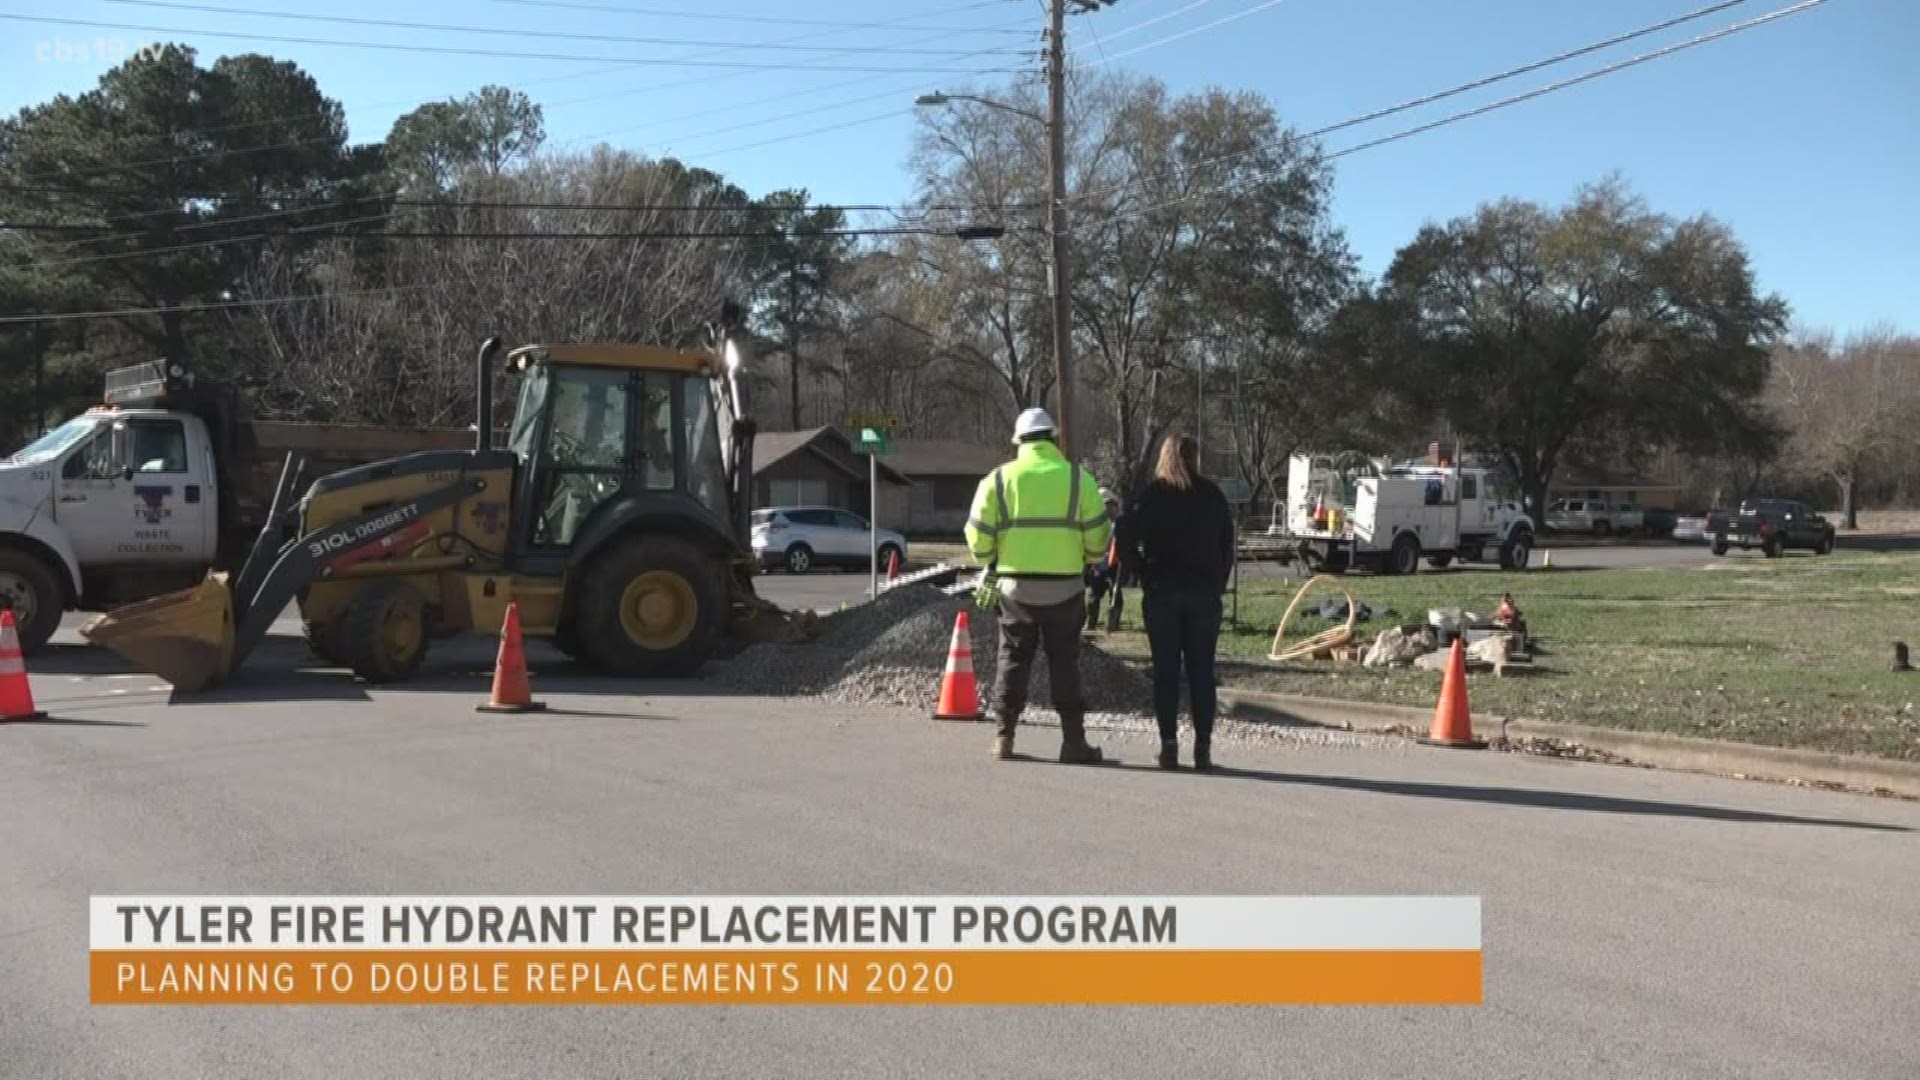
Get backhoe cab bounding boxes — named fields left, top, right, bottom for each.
left=84, top=315, right=817, bottom=691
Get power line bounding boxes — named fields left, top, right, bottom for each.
left=0, top=224, right=1008, bottom=325
left=1074, top=0, right=1762, bottom=205
left=613, top=0, right=1228, bottom=160
left=0, top=14, right=1026, bottom=72
left=85, top=0, right=1028, bottom=55
left=1090, top=0, right=1221, bottom=44
left=1076, top=0, right=1293, bottom=68
left=478, top=0, right=1028, bottom=32
left=3, top=195, right=1044, bottom=265
left=6, top=13, right=1022, bottom=187
left=1083, top=0, right=1830, bottom=230
left=2, top=1, right=1021, bottom=163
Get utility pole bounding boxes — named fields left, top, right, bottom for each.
left=1046, top=0, right=1073, bottom=457
left=785, top=262, right=801, bottom=430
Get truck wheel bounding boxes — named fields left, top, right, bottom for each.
left=1593, top=520, right=1611, bottom=537
left=338, top=580, right=430, bottom=683
left=1816, top=533, right=1834, bottom=555
left=1711, top=540, right=1729, bottom=557
left=303, top=616, right=346, bottom=666
left=573, top=535, right=722, bottom=677
left=0, top=549, right=63, bottom=655
left=1387, top=534, right=1421, bottom=576
left=1499, top=529, right=1533, bottom=571
left=1762, top=536, right=1783, bottom=559
left=1426, top=555, right=1454, bottom=570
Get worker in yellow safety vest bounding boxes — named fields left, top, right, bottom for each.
left=965, top=407, right=1112, bottom=764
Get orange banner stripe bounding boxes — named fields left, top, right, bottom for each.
left=92, top=949, right=1480, bottom=1006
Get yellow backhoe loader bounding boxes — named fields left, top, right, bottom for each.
left=83, top=306, right=818, bottom=691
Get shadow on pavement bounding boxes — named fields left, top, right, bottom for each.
left=1160, top=764, right=1911, bottom=831
left=131, top=635, right=735, bottom=707
left=2, top=715, right=148, bottom=728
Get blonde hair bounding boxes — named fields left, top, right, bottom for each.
left=1155, top=432, right=1200, bottom=491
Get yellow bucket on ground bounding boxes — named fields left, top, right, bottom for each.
left=80, top=575, right=235, bottom=693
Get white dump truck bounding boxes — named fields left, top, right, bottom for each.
left=0, top=361, right=470, bottom=653
left=1284, top=452, right=1535, bottom=574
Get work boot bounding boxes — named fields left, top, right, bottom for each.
left=992, top=735, right=1014, bottom=761
left=1157, top=740, right=1180, bottom=770
left=1193, top=741, right=1214, bottom=772
left=1058, top=740, right=1104, bottom=765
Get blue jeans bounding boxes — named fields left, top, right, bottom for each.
left=1143, top=588, right=1223, bottom=744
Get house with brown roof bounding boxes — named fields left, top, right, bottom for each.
left=751, top=428, right=1007, bottom=536
left=753, top=426, right=914, bottom=529
left=884, top=437, right=1007, bottom=535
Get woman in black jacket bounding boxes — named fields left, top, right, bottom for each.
left=1116, top=433, right=1237, bottom=771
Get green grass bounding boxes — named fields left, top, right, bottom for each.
left=1104, top=552, right=1920, bottom=761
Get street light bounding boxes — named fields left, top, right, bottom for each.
left=914, top=92, right=1044, bottom=126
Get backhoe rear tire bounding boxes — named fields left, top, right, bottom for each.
left=572, top=535, right=722, bottom=677
left=339, top=580, right=430, bottom=684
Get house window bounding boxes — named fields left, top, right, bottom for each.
left=768, top=479, right=830, bottom=506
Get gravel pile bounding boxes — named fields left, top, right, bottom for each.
left=713, top=586, right=1150, bottom=717
left=715, top=588, right=1401, bottom=753
left=712, top=582, right=950, bottom=698
left=825, top=593, right=1152, bottom=717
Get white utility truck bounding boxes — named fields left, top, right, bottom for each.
left=0, top=361, right=468, bottom=653
left=1283, top=452, right=1535, bottom=574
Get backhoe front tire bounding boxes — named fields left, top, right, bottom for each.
left=573, top=535, right=722, bottom=677
left=339, top=580, right=430, bottom=684
left=303, top=616, right=346, bottom=666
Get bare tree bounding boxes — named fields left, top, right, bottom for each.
left=1768, top=327, right=1920, bottom=528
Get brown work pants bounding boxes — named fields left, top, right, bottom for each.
left=993, top=594, right=1088, bottom=743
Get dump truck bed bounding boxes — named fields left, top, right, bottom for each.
left=225, top=421, right=476, bottom=532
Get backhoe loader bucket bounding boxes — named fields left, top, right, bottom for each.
left=80, top=574, right=235, bottom=693
left=732, top=591, right=822, bottom=646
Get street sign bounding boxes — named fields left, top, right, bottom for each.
left=843, top=412, right=902, bottom=433
left=853, top=427, right=892, bottom=456
left=1219, top=478, right=1252, bottom=504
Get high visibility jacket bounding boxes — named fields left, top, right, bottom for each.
left=965, top=441, right=1111, bottom=576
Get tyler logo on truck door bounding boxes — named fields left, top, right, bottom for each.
left=132, top=485, right=173, bottom=525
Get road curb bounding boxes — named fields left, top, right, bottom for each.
left=1214, top=688, right=1920, bottom=799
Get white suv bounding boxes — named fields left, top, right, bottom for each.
left=752, top=506, right=908, bottom=575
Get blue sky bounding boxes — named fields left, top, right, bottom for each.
left=6, top=0, right=1915, bottom=331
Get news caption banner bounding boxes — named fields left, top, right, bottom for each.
left=93, top=896, right=1481, bottom=1006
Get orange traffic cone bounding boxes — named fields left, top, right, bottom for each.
left=933, top=610, right=985, bottom=722
left=887, top=547, right=902, bottom=582
left=1420, top=638, right=1484, bottom=749
left=477, top=602, right=546, bottom=714
left=0, top=609, right=47, bottom=722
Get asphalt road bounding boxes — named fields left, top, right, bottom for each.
left=4, top=629, right=1916, bottom=1079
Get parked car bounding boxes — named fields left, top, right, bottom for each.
left=751, top=506, right=907, bottom=574
left=1670, top=514, right=1711, bottom=544
left=1608, top=502, right=1646, bottom=533
left=1545, top=498, right=1631, bottom=535
left=1709, top=500, right=1834, bottom=558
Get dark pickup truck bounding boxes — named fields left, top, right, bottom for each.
left=1709, top=499, right=1835, bottom=558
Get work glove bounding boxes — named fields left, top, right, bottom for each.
left=974, top=570, right=1000, bottom=612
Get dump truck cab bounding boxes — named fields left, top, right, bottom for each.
left=84, top=313, right=815, bottom=692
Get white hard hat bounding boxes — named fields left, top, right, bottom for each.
left=1012, top=407, right=1056, bottom=442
